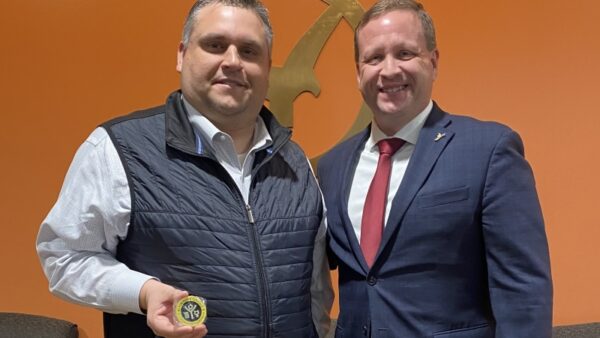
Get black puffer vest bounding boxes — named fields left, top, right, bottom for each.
left=102, top=91, right=322, bottom=338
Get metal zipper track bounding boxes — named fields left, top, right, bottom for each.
left=199, top=157, right=273, bottom=338
left=245, top=204, right=272, bottom=338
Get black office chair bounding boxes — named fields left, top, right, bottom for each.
left=553, top=322, right=600, bottom=338
left=0, top=312, right=78, bottom=338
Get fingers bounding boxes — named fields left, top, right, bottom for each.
left=172, top=324, right=208, bottom=338
left=149, top=305, right=207, bottom=337
left=159, top=324, right=207, bottom=338
left=142, top=281, right=207, bottom=337
left=173, top=288, right=189, bottom=302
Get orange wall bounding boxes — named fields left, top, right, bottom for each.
left=1, top=1, right=599, bottom=337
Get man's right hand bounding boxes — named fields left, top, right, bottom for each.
left=139, top=279, right=208, bottom=338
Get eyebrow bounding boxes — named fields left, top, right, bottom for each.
left=199, top=33, right=264, bottom=50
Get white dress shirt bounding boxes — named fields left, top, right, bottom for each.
left=37, top=96, right=333, bottom=336
left=348, top=101, right=433, bottom=242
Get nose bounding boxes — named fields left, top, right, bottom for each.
left=222, top=45, right=242, bottom=70
left=380, top=55, right=401, bottom=78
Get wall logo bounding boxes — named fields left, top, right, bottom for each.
left=267, top=0, right=372, bottom=154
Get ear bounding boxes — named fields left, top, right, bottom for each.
left=356, top=63, right=361, bottom=87
left=176, top=42, right=186, bottom=72
left=430, top=49, right=440, bottom=79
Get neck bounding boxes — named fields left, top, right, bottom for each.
left=373, top=115, right=413, bottom=136
left=182, top=95, right=260, bottom=154
left=228, top=125, right=255, bottom=154
left=373, top=103, right=430, bottom=136
left=212, top=117, right=256, bottom=154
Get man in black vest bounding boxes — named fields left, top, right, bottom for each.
left=37, top=1, right=333, bottom=337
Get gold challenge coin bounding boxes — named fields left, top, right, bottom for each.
left=174, top=296, right=207, bottom=326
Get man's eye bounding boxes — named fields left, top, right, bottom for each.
left=398, top=51, right=415, bottom=60
left=365, top=55, right=383, bottom=65
left=204, top=42, right=225, bottom=52
left=241, top=48, right=257, bottom=56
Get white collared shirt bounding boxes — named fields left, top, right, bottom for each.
left=183, top=97, right=272, bottom=203
left=36, top=96, right=332, bottom=336
left=348, top=101, right=433, bottom=242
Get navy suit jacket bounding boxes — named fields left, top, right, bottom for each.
left=317, top=104, right=552, bottom=338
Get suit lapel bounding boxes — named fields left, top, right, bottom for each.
left=377, top=105, right=454, bottom=261
left=339, top=127, right=372, bottom=273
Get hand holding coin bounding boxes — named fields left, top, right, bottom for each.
left=174, top=295, right=207, bottom=326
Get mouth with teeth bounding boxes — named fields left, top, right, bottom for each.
left=379, top=85, right=408, bottom=93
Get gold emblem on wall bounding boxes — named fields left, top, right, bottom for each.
left=267, top=0, right=372, bottom=152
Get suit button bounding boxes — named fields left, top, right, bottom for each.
left=362, top=325, right=368, bottom=336
left=367, top=276, right=377, bottom=285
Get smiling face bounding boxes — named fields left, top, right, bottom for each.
left=356, top=9, right=438, bottom=135
left=176, top=3, right=271, bottom=128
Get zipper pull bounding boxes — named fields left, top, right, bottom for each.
left=245, top=204, right=255, bottom=224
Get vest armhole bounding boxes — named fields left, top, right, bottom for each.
left=100, top=123, right=137, bottom=229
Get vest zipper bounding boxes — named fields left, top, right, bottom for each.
left=245, top=204, right=255, bottom=224
left=196, top=155, right=276, bottom=338
left=246, top=203, right=272, bottom=338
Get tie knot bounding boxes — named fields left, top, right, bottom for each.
left=377, top=138, right=405, bottom=156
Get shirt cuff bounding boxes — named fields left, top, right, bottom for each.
left=108, top=270, right=156, bottom=315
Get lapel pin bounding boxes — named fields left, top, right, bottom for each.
left=434, top=132, right=446, bottom=142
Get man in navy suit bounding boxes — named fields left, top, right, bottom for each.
left=317, top=0, right=552, bottom=337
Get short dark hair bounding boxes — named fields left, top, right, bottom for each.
left=181, top=0, right=273, bottom=50
left=354, top=0, right=437, bottom=62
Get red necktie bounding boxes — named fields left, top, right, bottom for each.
left=360, top=138, right=405, bottom=267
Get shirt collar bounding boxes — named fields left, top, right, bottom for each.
left=367, top=100, right=433, bottom=150
left=181, top=94, right=273, bottom=155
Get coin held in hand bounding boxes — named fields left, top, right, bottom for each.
left=174, top=295, right=207, bottom=326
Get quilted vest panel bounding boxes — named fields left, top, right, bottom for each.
left=102, top=97, right=321, bottom=338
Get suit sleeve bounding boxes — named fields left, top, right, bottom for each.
left=316, top=161, right=339, bottom=270
left=481, top=130, right=553, bottom=338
